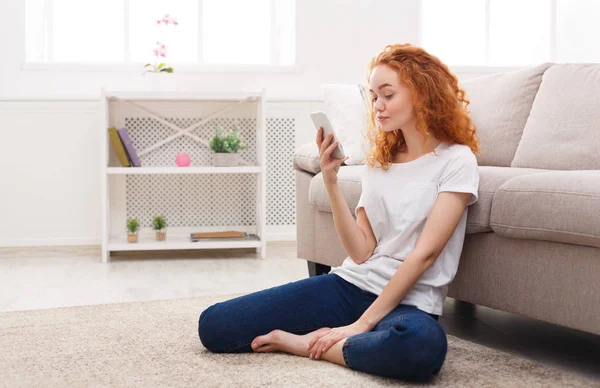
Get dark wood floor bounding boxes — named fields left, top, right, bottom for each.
left=440, top=298, right=600, bottom=383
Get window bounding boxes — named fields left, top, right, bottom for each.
left=556, top=0, right=600, bottom=63
left=25, top=0, right=296, bottom=68
left=421, top=0, right=600, bottom=67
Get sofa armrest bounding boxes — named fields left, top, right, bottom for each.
left=293, top=141, right=321, bottom=174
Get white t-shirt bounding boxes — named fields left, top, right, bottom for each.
left=329, top=141, right=480, bottom=316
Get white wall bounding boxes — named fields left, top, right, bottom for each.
left=0, top=0, right=489, bottom=248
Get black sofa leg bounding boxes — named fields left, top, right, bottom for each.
left=307, top=261, right=331, bottom=277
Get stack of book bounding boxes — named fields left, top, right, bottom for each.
left=108, top=126, right=142, bottom=167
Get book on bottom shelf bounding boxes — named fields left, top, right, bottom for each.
left=190, top=231, right=257, bottom=242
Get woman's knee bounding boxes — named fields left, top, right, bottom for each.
left=411, top=320, right=448, bottom=380
left=389, top=316, right=448, bottom=381
left=198, top=303, right=221, bottom=352
left=421, top=321, right=447, bottom=373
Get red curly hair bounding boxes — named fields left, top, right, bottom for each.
left=362, top=43, right=481, bottom=170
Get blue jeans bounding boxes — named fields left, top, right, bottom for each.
left=198, top=273, right=447, bottom=382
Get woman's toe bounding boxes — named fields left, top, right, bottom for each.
left=254, top=344, right=275, bottom=353
left=251, top=333, right=272, bottom=350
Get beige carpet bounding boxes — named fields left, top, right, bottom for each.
left=0, top=294, right=596, bottom=388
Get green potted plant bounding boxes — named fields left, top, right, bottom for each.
left=126, top=217, right=140, bottom=243
left=208, top=125, right=248, bottom=166
left=152, top=215, right=168, bottom=241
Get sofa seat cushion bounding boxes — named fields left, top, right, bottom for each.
left=293, top=142, right=321, bottom=174
left=490, top=170, right=600, bottom=248
left=308, top=165, right=548, bottom=235
left=469, top=166, right=549, bottom=233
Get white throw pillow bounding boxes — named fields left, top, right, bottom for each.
left=320, top=83, right=372, bottom=165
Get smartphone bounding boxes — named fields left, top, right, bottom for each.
left=310, top=111, right=346, bottom=160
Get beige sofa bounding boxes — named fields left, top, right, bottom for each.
left=293, top=63, right=600, bottom=336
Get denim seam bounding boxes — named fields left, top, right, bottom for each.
left=342, top=337, right=353, bottom=369
left=221, top=323, right=322, bottom=352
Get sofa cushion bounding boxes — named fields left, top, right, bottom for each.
left=292, top=142, right=321, bottom=174
left=469, top=166, right=549, bottom=233
left=490, top=170, right=600, bottom=248
left=511, top=64, right=600, bottom=170
left=459, top=63, right=552, bottom=167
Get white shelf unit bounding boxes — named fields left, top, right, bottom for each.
left=100, top=89, right=268, bottom=262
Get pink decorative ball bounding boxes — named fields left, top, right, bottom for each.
left=175, top=152, right=191, bottom=167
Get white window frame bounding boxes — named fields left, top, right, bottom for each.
left=21, top=0, right=299, bottom=74
left=418, top=0, right=558, bottom=74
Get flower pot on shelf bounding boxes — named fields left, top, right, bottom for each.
left=212, top=152, right=242, bottom=167
left=156, top=230, right=167, bottom=241
left=142, top=72, right=172, bottom=91
left=126, top=217, right=140, bottom=243
left=152, top=216, right=168, bottom=240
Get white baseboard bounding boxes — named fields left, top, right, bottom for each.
left=0, top=226, right=297, bottom=248
left=0, top=237, right=100, bottom=247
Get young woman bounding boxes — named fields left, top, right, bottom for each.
left=198, top=43, right=481, bottom=382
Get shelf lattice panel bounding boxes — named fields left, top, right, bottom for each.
left=123, top=116, right=296, bottom=228
left=123, top=116, right=256, bottom=167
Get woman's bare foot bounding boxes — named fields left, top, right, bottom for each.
left=251, top=327, right=331, bottom=357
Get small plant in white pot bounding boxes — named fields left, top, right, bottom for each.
left=209, top=126, right=248, bottom=166
left=152, top=215, right=168, bottom=241
left=126, top=217, right=140, bottom=243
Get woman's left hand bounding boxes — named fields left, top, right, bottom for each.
left=307, top=320, right=370, bottom=359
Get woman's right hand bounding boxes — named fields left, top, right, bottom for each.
left=316, top=127, right=349, bottom=185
